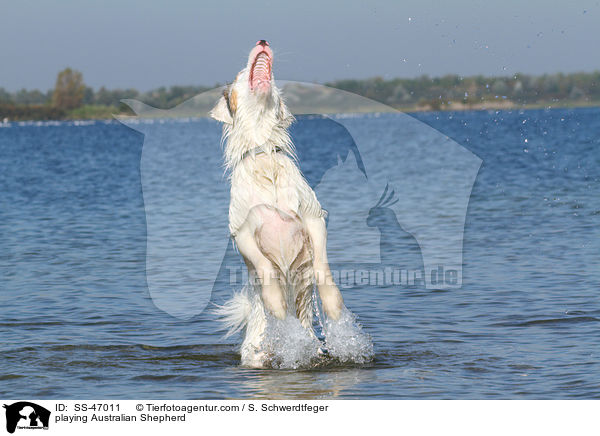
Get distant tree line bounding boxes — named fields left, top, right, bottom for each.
left=76, top=84, right=214, bottom=109
left=326, top=72, right=600, bottom=109
left=1, top=68, right=599, bottom=120
left=0, top=69, right=213, bottom=110
left=0, top=68, right=216, bottom=120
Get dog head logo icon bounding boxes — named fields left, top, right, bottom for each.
left=3, top=402, right=50, bottom=434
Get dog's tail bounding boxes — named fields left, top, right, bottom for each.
left=214, top=289, right=254, bottom=338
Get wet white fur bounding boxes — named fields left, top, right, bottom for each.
left=212, top=45, right=344, bottom=368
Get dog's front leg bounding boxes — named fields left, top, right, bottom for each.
left=235, top=225, right=287, bottom=320
left=304, top=216, right=343, bottom=320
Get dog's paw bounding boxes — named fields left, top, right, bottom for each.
left=323, top=307, right=374, bottom=364
left=320, top=291, right=343, bottom=320
left=317, top=347, right=329, bottom=356
left=240, top=349, right=270, bottom=369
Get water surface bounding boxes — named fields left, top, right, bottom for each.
left=1, top=108, right=599, bottom=398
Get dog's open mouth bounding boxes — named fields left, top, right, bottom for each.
left=249, top=50, right=272, bottom=92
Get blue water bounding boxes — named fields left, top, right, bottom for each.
left=1, top=108, right=599, bottom=399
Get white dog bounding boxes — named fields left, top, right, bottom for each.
left=211, top=40, right=344, bottom=367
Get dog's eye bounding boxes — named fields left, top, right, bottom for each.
left=227, top=89, right=238, bottom=114
left=223, top=89, right=238, bottom=116
left=223, top=89, right=233, bottom=116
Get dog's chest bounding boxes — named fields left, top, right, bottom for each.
left=231, top=156, right=302, bottom=215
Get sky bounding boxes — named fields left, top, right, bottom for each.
left=0, top=0, right=598, bottom=92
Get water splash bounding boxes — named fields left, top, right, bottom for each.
left=323, top=306, right=374, bottom=364
left=262, top=315, right=322, bottom=369
left=259, top=303, right=374, bottom=369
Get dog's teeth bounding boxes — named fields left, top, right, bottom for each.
left=251, top=53, right=271, bottom=87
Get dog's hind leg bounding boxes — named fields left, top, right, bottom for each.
left=304, top=216, right=343, bottom=320
left=235, top=223, right=287, bottom=320
left=239, top=290, right=268, bottom=368
left=289, top=239, right=315, bottom=332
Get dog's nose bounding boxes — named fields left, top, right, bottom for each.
left=256, top=40, right=269, bottom=47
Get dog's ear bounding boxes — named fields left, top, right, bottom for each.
left=278, top=100, right=294, bottom=128
left=210, top=91, right=233, bottom=124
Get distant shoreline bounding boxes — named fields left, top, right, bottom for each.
left=3, top=69, right=600, bottom=121
left=1, top=100, right=599, bottom=124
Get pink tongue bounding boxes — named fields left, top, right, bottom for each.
left=252, top=53, right=270, bottom=89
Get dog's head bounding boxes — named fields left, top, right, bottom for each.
left=210, top=40, right=294, bottom=148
